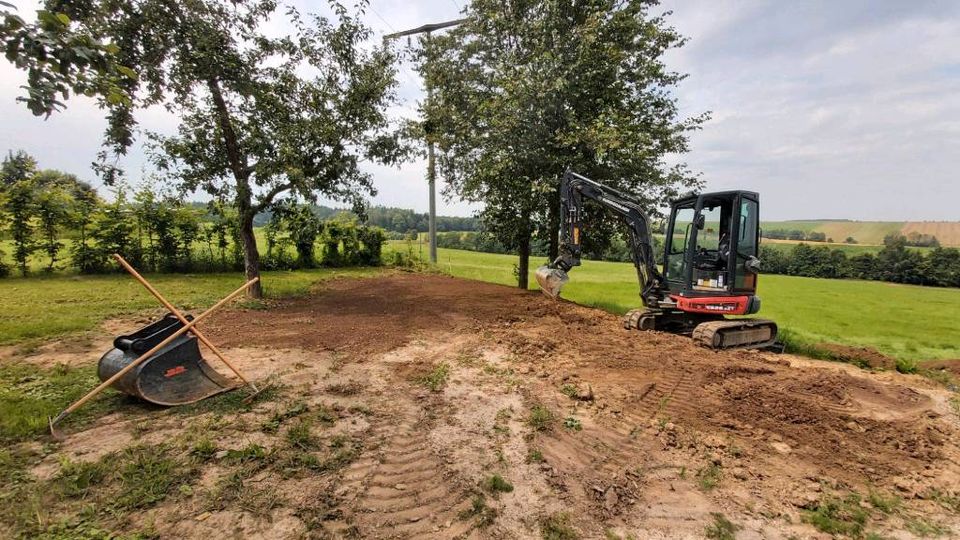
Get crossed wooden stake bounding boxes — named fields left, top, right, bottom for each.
left=49, top=254, right=264, bottom=437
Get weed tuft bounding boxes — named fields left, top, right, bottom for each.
left=526, top=448, right=545, bottom=464
left=286, top=420, right=319, bottom=450
left=113, top=444, right=195, bottom=510
left=55, top=457, right=107, bottom=498
left=802, top=493, right=869, bottom=537
left=540, top=512, right=578, bottom=539
left=418, top=363, right=451, bottom=392
left=483, top=474, right=514, bottom=495
left=696, top=463, right=722, bottom=491
left=190, top=437, right=217, bottom=462
left=261, top=401, right=309, bottom=433
left=563, top=417, right=582, bottom=431
left=705, top=512, right=740, bottom=540
left=459, top=493, right=497, bottom=527
left=528, top=405, right=554, bottom=432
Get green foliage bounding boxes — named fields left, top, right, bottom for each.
left=421, top=0, right=705, bottom=288
left=459, top=493, right=497, bottom=527
left=483, top=474, right=514, bottom=494
left=705, top=512, right=740, bottom=540
left=540, top=512, right=578, bottom=540
left=0, top=361, right=125, bottom=441
left=418, top=363, right=451, bottom=392
left=54, top=457, right=108, bottom=498
left=759, top=240, right=960, bottom=288
left=528, top=405, right=554, bottom=432
left=896, top=358, right=918, bottom=374
left=802, top=493, right=869, bottom=537
left=113, top=444, right=195, bottom=510
left=190, top=438, right=218, bottom=462
left=0, top=3, right=132, bottom=116
left=563, top=417, right=583, bottom=431
left=526, top=448, right=545, bottom=464
left=696, top=464, right=722, bottom=491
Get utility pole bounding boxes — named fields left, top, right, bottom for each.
left=384, top=18, right=467, bottom=264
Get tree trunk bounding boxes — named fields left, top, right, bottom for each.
left=239, top=211, right=264, bottom=298
left=207, top=76, right=263, bottom=298
left=517, top=211, right=531, bottom=289
left=547, top=188, right=560, bottom=261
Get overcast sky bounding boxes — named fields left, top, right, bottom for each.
left=2, top=0, right=958, bottom=220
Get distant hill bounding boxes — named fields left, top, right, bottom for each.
left=760, top=220, right=960, bottom=247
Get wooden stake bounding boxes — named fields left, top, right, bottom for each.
left=49, top=277, right=259, bottom=431
left=112, top=254, right=259, bottom=393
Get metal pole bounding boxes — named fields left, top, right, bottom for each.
left=425, top=32, right=438, bottom=264
left=383, top=18, right=466, bottom=265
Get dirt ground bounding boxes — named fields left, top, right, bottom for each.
left=8, top=273, right=960, bottom=539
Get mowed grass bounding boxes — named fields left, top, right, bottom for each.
left=388, top=242, right=960, bottom=362
left=0, top=267, right=381, bottom=346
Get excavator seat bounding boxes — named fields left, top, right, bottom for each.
left=98, top=315, right=239, bottom=406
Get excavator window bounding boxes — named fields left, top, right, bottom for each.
left=735, top=198, right=760, bottom=290
left=666, top=206, right=695, bottom=283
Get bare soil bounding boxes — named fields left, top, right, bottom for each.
left=11, top=274, right=960, bottom=539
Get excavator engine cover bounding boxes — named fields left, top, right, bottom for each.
left=98, top=315, right=239, bottom=406
left=535, top=265, right=569, bottom=299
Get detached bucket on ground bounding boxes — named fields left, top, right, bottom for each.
left=535, top=265, right=569, bottom=299
left=98, top=315, right=239, bottom=406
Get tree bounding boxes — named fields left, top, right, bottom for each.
left=3, top=178, right=37, bottom=274
left=1, top=1, right=132, bottom=115
left=421, top=0, right=706, bottom=288
left=37, top=0, right=404, bottom=297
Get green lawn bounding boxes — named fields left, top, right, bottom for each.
left=388, top=242, right=960, bottom=362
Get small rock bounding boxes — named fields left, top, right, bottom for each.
left=395, top=483, right=408, bottom=491
left=214, top=450, right=229, bottom=460
left=604, top=487, right=619, bottom=511
left=770, top=441, right=792, bottom=455
left=732, top=468, right=748, bottom=480
left=791, top=491, right=820, bottom=508
left=664, top=422, right=676, bottom=432
left=195, top=512, right=211, bottom=522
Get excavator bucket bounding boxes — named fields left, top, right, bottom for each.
left=98, top=315, right=239, bottom=406
left=535, top=265, right=569, bottom=299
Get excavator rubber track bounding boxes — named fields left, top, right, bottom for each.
left=691, top=319, right=778, bottom=350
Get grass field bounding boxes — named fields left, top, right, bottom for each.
left=388, top=242, right=960, bottom=362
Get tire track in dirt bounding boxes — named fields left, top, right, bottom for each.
left=327, top=367, right=475, bottom=538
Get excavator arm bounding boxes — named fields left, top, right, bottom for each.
left=536, top=170, right=666, bottom=307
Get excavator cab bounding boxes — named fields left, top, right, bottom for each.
left=662, top=191, right=762, bottom=313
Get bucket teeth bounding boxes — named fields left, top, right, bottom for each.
left=535, top=265, right=569, bottom=299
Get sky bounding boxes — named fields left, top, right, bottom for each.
left=1, top=0, right=958, bottom=221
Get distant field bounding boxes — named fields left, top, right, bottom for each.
left=387, top=241, right=960, bottom=362
left=758, top=238, right=933, bottom=255
left=761, top=220, right=960, bottom=246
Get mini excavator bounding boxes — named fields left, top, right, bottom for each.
left=536, top=170, right=778, bottom=350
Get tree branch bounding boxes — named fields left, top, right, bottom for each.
left=253, top=181, right=293, bottom=213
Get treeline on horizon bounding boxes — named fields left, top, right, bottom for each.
left=253, top=205, right=480, bottom=234
left=429, top=231, right=960, bottom=289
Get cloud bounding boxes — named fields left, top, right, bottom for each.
left=663, top=0, right=960, bottom=220
left=2, top=0, right=958, bottom=220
